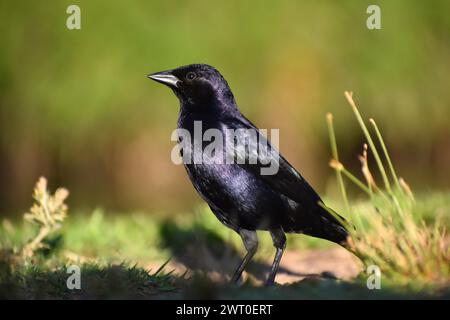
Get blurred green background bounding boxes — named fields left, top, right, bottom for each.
left=0, top=0, right=449, bottom=216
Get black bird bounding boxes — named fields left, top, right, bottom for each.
left=148, top=64, right=349, bottom=285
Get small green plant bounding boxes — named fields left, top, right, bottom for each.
left=326, top=92, right=450, bottom=286
left=21, top=177, right=69, bottom=258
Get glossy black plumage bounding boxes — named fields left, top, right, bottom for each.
left=148, top=64, right=349, bottom=285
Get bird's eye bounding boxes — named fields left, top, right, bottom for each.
left=186, top=72, right=197, bottom=81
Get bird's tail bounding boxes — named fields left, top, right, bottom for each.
left=317, top=202, right=353, bottom=247
left=283, top=200, right=354, bottom=248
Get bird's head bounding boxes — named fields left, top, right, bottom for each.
left=148, top=64, right=236, bottom=109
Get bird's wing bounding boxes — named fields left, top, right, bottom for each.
left=222, top=115, right=320, bottom=204
left=222, top=115, right=348, bottom=228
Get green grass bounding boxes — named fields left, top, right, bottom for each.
left=1, top=204, right=336, bottom=267
left=1, top=191, right=449, bottom=299
left=3, top=259, right=450, bottom=299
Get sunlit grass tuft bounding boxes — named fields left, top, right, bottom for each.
left=326, top=92, right=450, bottom=286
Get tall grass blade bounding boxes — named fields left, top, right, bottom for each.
left=326, top=113, right=350, bottom=217
left=369, top=118, right=402, bottom=194
left=344, top=92, right=392, bottom=194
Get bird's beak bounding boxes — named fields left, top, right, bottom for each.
left=147, top=71, right=180, bottom=88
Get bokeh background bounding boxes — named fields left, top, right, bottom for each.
left=1, top=0, right=449, bottom=216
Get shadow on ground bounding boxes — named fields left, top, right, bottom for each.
left=157, top=220, right=320, bottom=283
left=2, top=258, right=448, bottom=299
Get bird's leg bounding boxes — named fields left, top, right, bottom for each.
left=231, top=229, right=258, bottom=283
left=266, top=229, right=286, bottom=286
